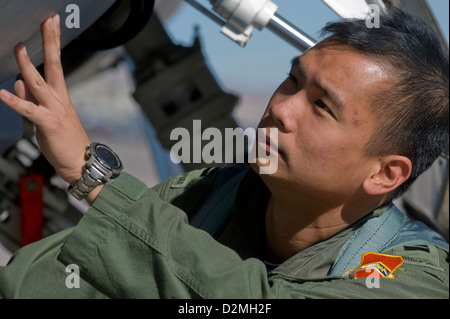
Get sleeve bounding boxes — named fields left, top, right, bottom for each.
left=56, top=173, right=449, bottom=299
left=57, top=172, right=275, bottom=298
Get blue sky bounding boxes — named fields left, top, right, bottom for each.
left=163, top=0, right=449, bottom=128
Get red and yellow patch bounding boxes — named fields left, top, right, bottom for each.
left=342, top=252, right=404, bottom=279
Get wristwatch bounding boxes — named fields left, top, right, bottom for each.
left=68, top=142, right=123, bottom=200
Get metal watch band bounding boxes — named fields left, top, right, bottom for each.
left=68, top=142, right=122, bottom=201
left=68, top=164, right=105, bottom=201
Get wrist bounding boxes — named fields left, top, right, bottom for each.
left=67, top=162, right=87, bottom=187
left=68, top=142, right=123, bottom=202
left=85, top=184, right=104, bottom=205
left=63, top=144, right=90, bottom=187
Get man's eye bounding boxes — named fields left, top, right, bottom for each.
left=287, top=73, right=298, bottom=83
left=315, top=100, right=332, bottom=114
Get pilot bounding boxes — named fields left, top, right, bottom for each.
left=0, top=8, right=448, bottom=298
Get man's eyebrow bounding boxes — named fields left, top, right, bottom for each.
left=290, top=56, right=344, bottom=112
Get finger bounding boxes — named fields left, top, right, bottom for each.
left=0, top=89, right=45, bottom=124
left=14, top=79, right=37, bottom=105
left=14, top=43, right=58, bottom=108
left=42, top=16, right=66, bottom=95
left=53, top=14, right=61, bottom=53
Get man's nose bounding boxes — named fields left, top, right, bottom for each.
left=267, top=95, right=298, bottom=133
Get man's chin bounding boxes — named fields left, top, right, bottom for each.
left=250, top=158, right=279, bottom=175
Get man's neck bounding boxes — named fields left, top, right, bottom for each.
left=264, top=193, right=382, bottom=264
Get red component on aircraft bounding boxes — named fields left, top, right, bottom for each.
left=20, top=174, right=44, bottom=246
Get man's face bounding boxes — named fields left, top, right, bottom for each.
left=252, top=45, right=393, bottom=205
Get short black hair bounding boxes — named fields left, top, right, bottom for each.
left=320, top=7, right=449, bottom=200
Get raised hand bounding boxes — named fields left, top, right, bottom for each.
left=0, top=15, right=91, bottom=190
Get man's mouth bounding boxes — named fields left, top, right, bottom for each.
left=257, top=129, right=280, bottom=156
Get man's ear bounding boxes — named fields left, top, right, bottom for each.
left=363, top=155, right=412, bottom=196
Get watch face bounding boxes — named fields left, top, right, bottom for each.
left=96, top=144, right=120, bottom=168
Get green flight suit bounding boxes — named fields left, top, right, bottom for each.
left=0, top=166, right=448, bottom=298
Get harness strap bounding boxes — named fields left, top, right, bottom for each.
left=189, top=165, right=249, bottom=238
left=384, top=220, right=449, bottom=252
left=330, top=205, right=408, bottom=276
left=330, top=204, right=449, bottom=276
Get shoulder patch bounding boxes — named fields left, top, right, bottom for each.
left=342, top=252, right=404, bottom=279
